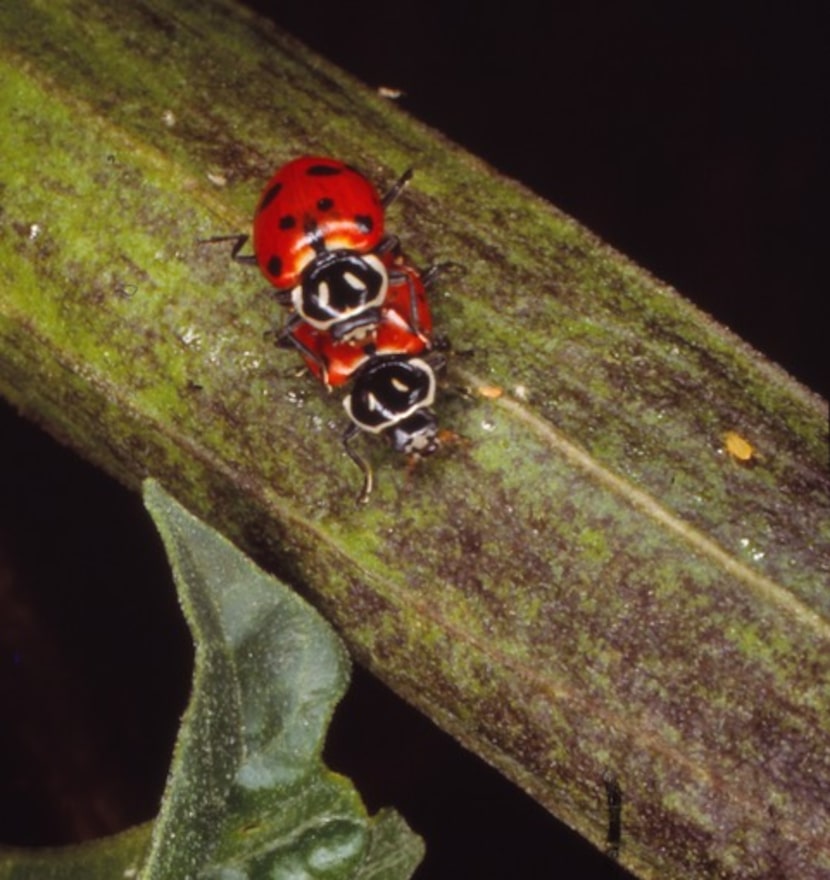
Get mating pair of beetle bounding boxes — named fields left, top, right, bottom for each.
left=212, top=155, right=446, bottom=502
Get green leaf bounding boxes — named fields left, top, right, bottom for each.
left=0, top=482, right=423, bottom=880
left=141, top=478, right=423, bottom=880
left=0, top=826, right=151, bottom=880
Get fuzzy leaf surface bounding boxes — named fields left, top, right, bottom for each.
left=0, top=483, right=423, bottom=880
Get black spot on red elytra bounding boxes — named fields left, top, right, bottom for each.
left=278, top=215, right=296, bottom=230
left=354, top=214, right=374, bottom=233
left=267, top=255, right=282, bottom=278
left=258, top=182, right=282, bottom=213
left=317, top=197, right=334, bottom=211
left=307, top=164, right=342, bottom=177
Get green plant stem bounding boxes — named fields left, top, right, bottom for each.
left=1, top=2, right=828, bottom=878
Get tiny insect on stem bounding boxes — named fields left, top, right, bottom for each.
left=603, top=772, right=623, bottom=859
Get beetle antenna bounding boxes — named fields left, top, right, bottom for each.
left=381, top=168, right=414, bottom=209
left=342, top=426, right=374, bottom=504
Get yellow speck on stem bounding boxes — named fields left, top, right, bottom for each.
left=723, top=430, right=758, bottom=464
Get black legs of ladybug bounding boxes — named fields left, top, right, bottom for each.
left=274, top=313, right=330, bottom=373
left=198, top=233, right=257, bottom=266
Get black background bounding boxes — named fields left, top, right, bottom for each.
left=0, top=3, right=824, bottom=878
left=270, top=2, right=824, bottom=398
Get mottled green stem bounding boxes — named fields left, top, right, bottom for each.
left=1, top=2, right=828, bottom=878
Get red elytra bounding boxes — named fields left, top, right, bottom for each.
left=285, top=261, right=433, bottom=388
left=252, top=156, right=386, bottom=290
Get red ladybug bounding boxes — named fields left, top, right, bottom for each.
left=253, top=156, right=387, bottom=289
left=282, top=260, right=433, bottom=388
left=225, top=156, right=412, bottom=341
